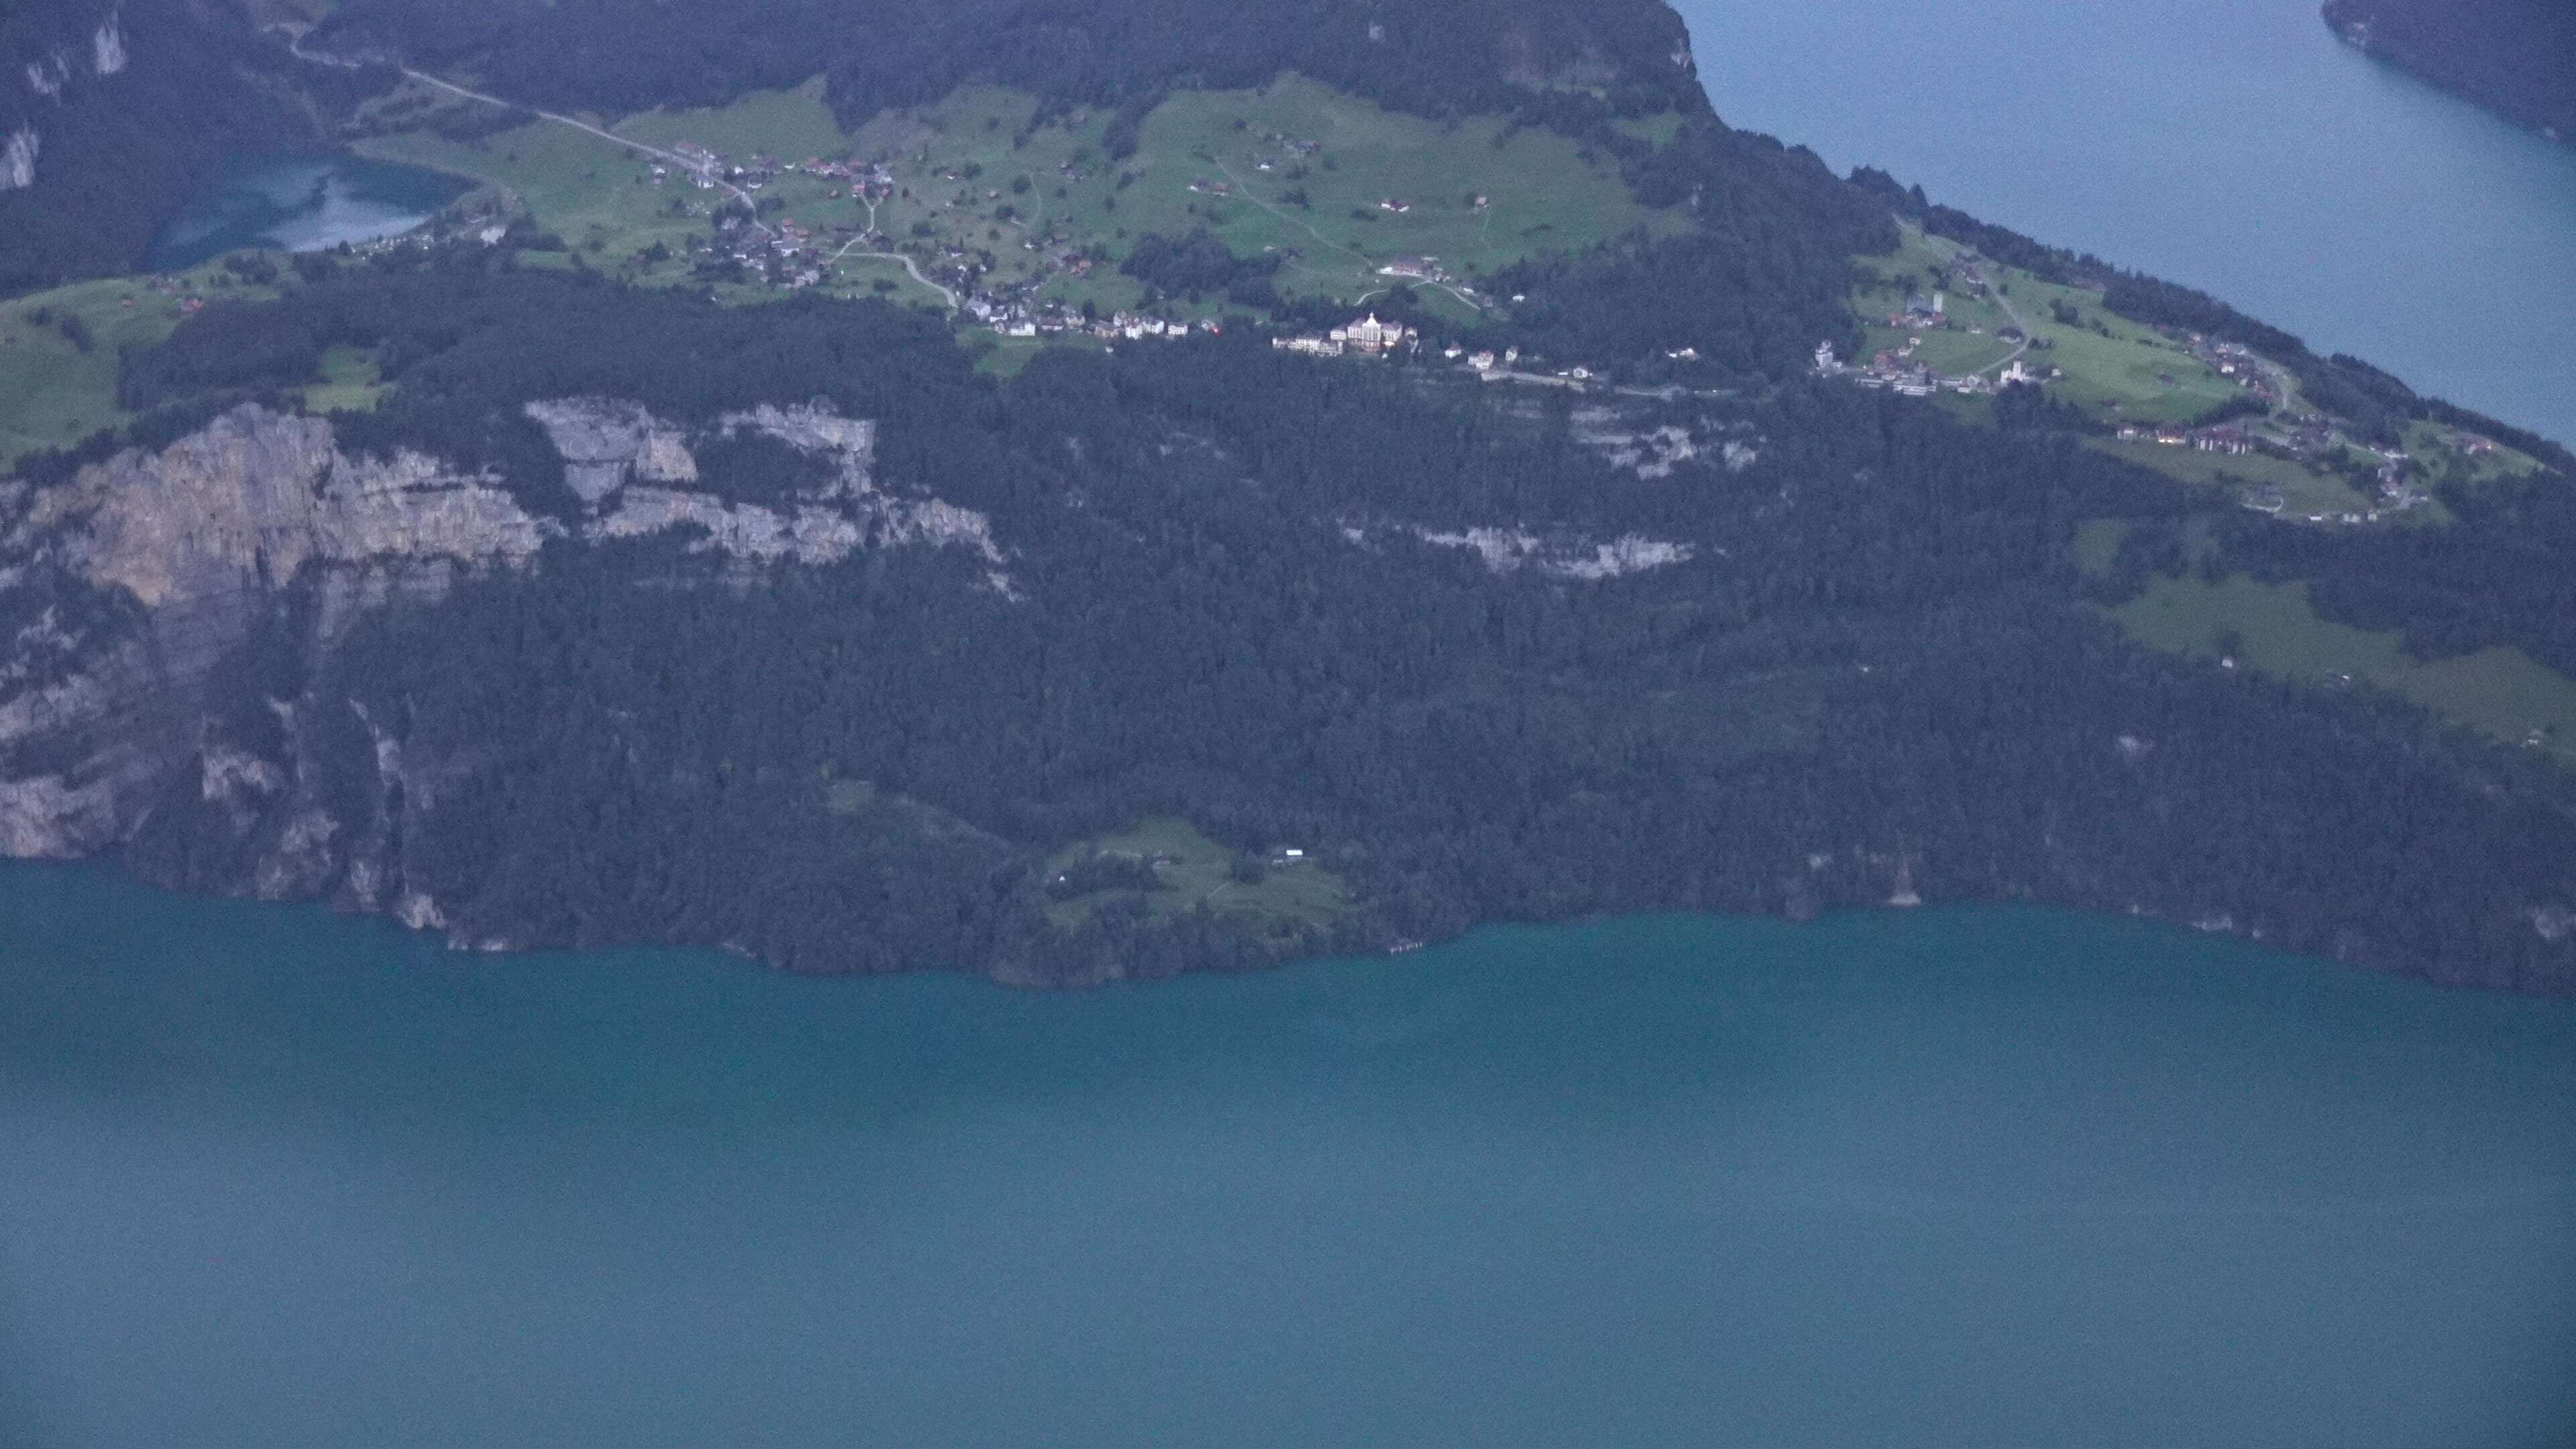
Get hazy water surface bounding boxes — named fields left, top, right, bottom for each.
left=148, top=154, right=469, bottom=272
left=4, top=865, right=2573, bottom=1448
left=1672, top=0, right=2576, bottom=444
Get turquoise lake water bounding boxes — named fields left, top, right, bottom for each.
left=1670, top=0, right=2576, bottom=445
left=3, top=863, right=2573, bottom=1447
left=148, top=154, right=470, bottom=272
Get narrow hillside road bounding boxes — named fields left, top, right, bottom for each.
left=1216, top=158, right=1488, bottom=313
left=1980, top=284, right=2034, bottom=378
left=823, top=234, right=960, bottom=311
left=394, top=64, right=773, bottom=238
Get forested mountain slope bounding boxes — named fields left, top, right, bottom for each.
left=2322, top=0, right=2576, bottom=143
left=0, top=0, right=376, bottom=294
left=5, top=254, right=2571, bottom=991
left=1, top=0, right=2571, bottom=992
left=311, top=0, right=1706, bottom=130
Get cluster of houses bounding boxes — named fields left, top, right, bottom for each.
left=2183, top=337, right=2282, bottom=409
left=1813, top=339, right=2045, bottom=398
left=968, top=297, right=1222, bottom=343
left=706, top=209, right=835, bottom=288
left=1376, top=255, right=1448, bottom=284
left=2116, top=421, right=2257, bottom=453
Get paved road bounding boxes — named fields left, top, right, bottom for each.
left=1978, top=280, right=2035, bottom=378
left=822, top=234, right=959, bottom=311
left=394, top=66, right=771, bottom=235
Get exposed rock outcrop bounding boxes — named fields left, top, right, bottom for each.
left=91, top=15, right=126, bottom=77
left=1413, top=525, right=1694, bottom=580
left=526, top=396, right=1012, bottom=586
left=0, top=407, right=549, bottom=863
left=0, top=398, right=1005, bottom=897
left=0, top=126, right=36, bottom=190
left=23, top=407, right=551, bottom=611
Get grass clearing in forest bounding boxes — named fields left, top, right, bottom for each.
left=302, top=344, right=388, bottom=413
left=2108, top=573, right=2576, bottom=759
left=0, top=266, right=280, bottom=467
left=2085, top=437, right=2378, bottom=519
left=1041, top=816, right=1354, bottom=934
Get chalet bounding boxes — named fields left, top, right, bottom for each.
left=2193, top=427, right=2252, bottom=455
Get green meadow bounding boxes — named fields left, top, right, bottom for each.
left=1042, top=816, right=1355, bottom=936
left=357, top=73, right=1678, bottom=320
left=2110, top=572, right=2576, bottom=760
left=1851, top=227, right=2243, bottom=427
left=0, top=265, right=281, bottom=467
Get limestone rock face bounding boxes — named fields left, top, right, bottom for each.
left=26, top=407, right=552, bottom=612
left=0, top=396, right=1009, bottom=930
left=526, top=396, right=1010, bottom=584
left=91, top=17, right=126, bottom=76
left=524, top=398, right=701, bottom=505
left=1407, top=525, right=1694, bottom=580
left=0, top=407, right=551, bottom=863
left=0, top=126, right=36, bottom=190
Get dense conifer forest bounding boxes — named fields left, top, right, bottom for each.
left=310, top=0, right=1705, bottom=134
left=48, top=249, right=2573, bottom=991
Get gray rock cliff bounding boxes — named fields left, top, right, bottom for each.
left=0, top=399, right=1000, bottom=932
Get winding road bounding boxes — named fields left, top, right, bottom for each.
left=822, top=233, right=959, bottom=311
left=400, top=57, right=971, bottom=309
left=284, top=30, right=776, bottom=241
left=392, top=67, right=771, bottom=238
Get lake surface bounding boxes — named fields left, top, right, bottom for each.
left=4, top=863, right=2573, bottom=1448
left=148, top=154, right=470, bottom=272
left=1672, top=0, right=2576, bottom=445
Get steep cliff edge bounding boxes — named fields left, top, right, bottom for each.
left=0, top=399, right=997, bottom=923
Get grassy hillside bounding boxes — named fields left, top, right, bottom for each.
left=1851, top=228, right=2239, bottom=425
left=0, top=264, right=284, bottom=466
left=358, top=73, right=1676, bottom=318
left=1042, top=816, right=1355, bottom=941
left=2080, top=528, right=2576, bottom=761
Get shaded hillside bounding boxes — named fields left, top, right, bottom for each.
left=311, top=0, right=1705, bottom=131
left=0, top=0, right=387, bottom=297
left=2323, top=0, right=2576, bottom=143
left=5, top=256, right=2572, bottom=992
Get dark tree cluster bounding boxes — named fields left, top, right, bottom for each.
left=1481, top=121, right=1897, bottom=381
left=1119, top=228, right=1283, bottom=306
left=311, top=0, right=1706, bottom=138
